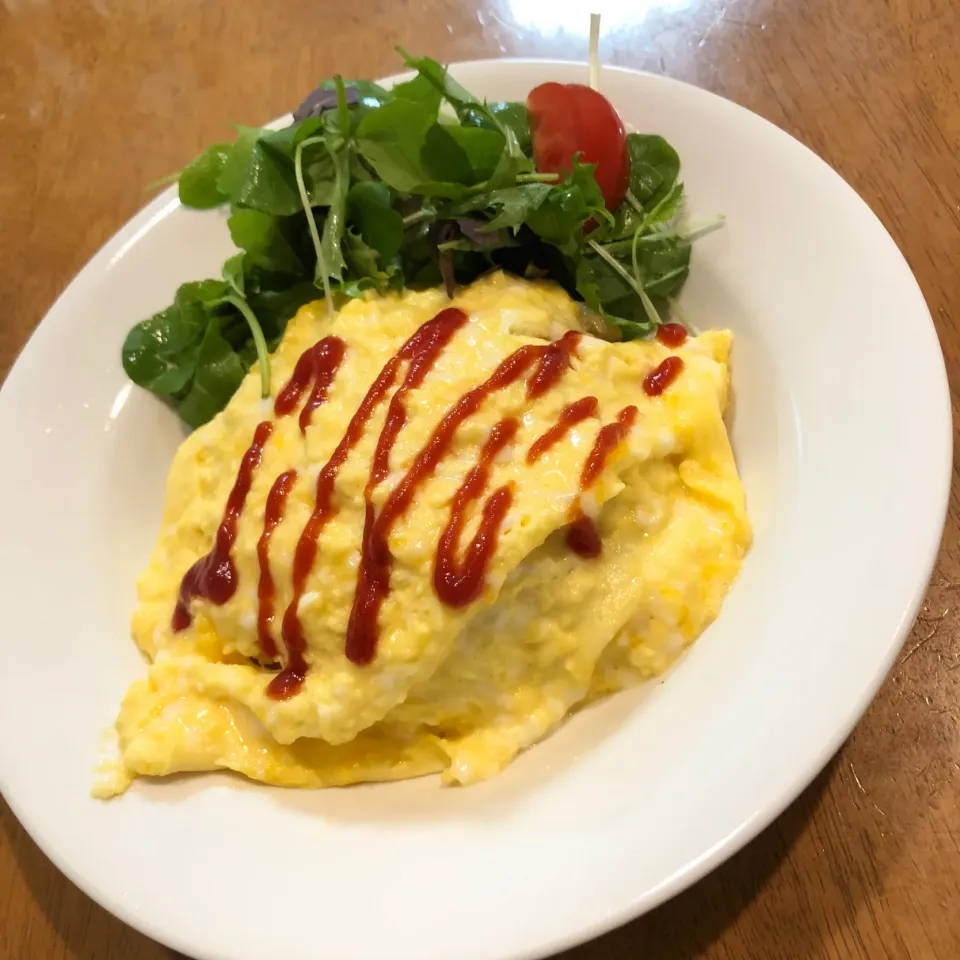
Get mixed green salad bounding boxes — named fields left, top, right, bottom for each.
left=123, top=48, right=711, bottom=428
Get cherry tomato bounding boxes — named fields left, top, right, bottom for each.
left=526, top=82, right=630, bottom=212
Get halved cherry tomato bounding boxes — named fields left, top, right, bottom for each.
left=526, top=82, right=630, bottom=211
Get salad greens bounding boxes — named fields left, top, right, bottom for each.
left=123, top=50, right=705, bottom=428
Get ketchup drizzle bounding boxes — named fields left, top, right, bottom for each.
left=526, top=396, right=598, bottom=464
left=172, top=421, right=274, bottom=631
left=528, top=331, right=581, bottom=398
left=655, top=323, right=688, bottom=348
left=566, top=515, right=603, bottom=559
left=172, top=336, right=346, bottom=635
left=566, top=405, right=638, bottom=559
left=643, top=356, right=684, bottom=397
left=274, top=336, right=346, bottom=432
left=172, top=313, right=590, bottom=696
left=345, top=332, right=581, bottom=668
left=434, top=418, right=518, bottom=607
left=268, top=308, right=467, bottom=699
left=256, top=470, right=298, bottom=660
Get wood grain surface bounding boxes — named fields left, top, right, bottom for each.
left=1, top=1, right=958, bottom=957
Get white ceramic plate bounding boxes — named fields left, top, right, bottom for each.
left=0, top=61, right=950, bottom=960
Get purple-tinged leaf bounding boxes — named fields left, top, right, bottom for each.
left=294, top=86, right=361, bottom=122
left=434, top=221, right=458, bottom=296
left=457, top=218, right=512, bottom=248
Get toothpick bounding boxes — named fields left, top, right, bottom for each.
left=589, top=13, right=601, bottom=91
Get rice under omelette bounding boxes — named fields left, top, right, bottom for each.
left=95, top=272, right=751, bottom=796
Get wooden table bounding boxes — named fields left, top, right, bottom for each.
left=2, top=0, right=958, bottom=957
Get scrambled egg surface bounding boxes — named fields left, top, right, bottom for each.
left=96, top=274, right=750, bottom=796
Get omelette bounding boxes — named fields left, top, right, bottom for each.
left=95, top=272, right=750, bottom=796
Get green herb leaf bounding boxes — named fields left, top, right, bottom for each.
left=459, top=183, right=553, bottom=232
left=342, top=228, right=383, bottom=278
left=395, top=50, right=533, bottom=192
left=320, top=141, right=350, bottom=282
left=461, top=102, right=532, bottom=154
left=397, top=55, right=533, bottom=190
left=526, top=161, right=607, bottom=247
left=576, top=233, right=692, bottom=337
left=178, top=143, right=231, bottom=208
left=148, top=348, right=199, bottom=396
left=122, top=279, right=229, bottom=394
left=396, top=50, right=482, bottom=117
left=341, top=228, right=401, bottom=295
left=355, top=99, right=471, bottom=198
left=355, top=98, right=436, bottom=193
left=422, top=123, right=506, bottom=185
left=390, top=73, right=443, bottom=116
left=576, top=256, right=653, bottom=340
left=180, top=279, right=231, bottom=306
left=348, top=180, right=403, bottom=261
left=228, top=208, right=304, bottom=274
left=176, top=318, right=248, bottom=428
left=217, top=126, right=302, bottom=216
left=222, top=253, right=246, bottom=297
left=636, top=235, right=691, bottom=297
left=258, top=117, right=325, bottom=157
left=604, top=199, right=645, bottom=242
left=626, top=133, right=680, bottom=207
left=640, top=182, right=685, bottom=232
left=397, top=57, right=533, bottom=196
left=483, top=133, right=535, bottom=190
left=301, top=145, right=339, bottom=205
left=294, top=135, right=334, bottom=311
left=122, top=304, right=203, bottom=394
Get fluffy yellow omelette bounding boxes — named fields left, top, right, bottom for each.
left=95, top=272, right=751, bottom=796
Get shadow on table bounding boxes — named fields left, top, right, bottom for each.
left=556, top=756, right=840, bottom=960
